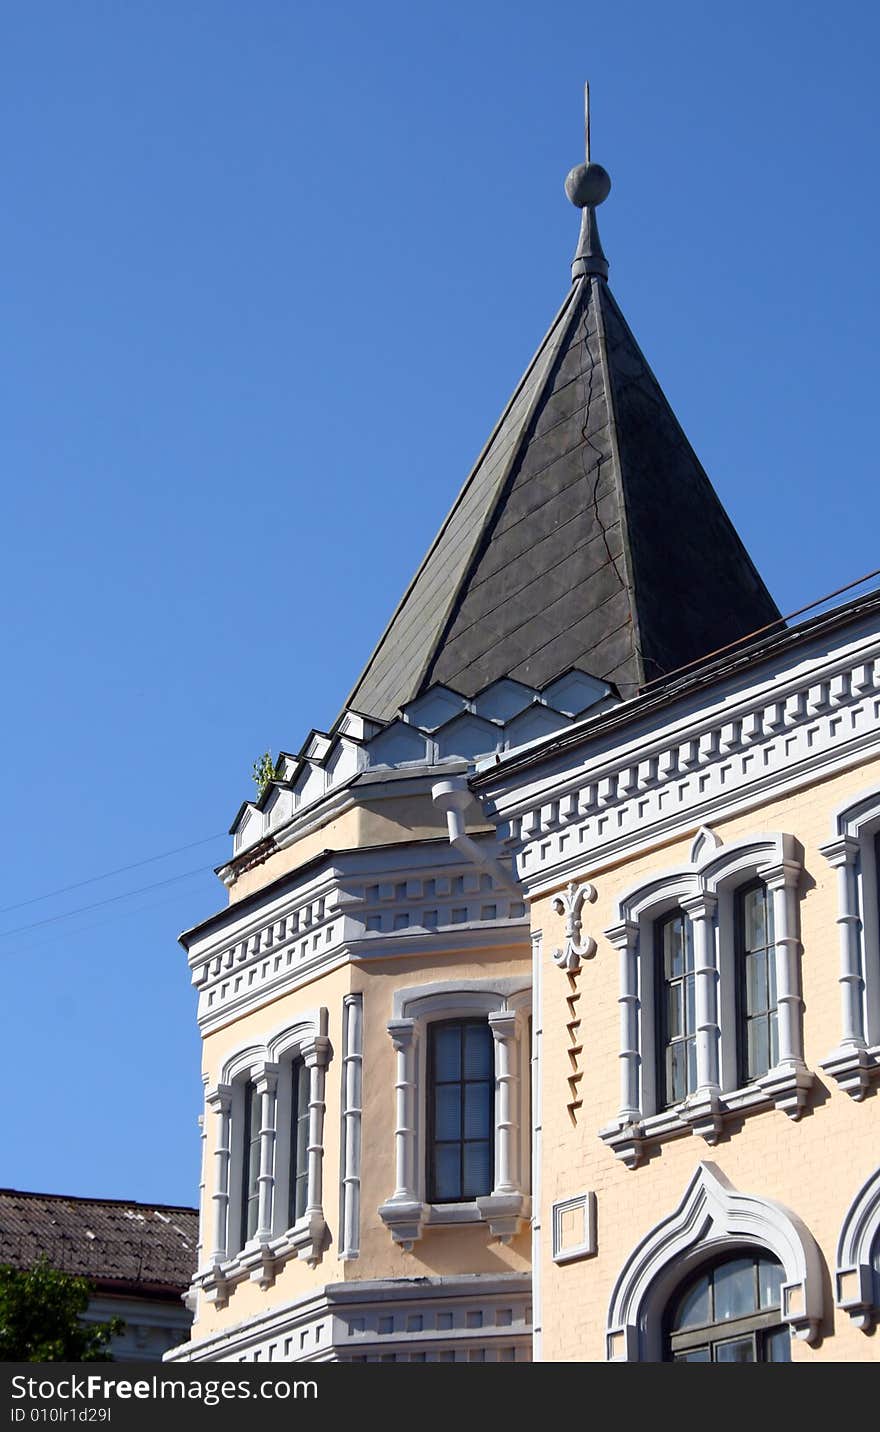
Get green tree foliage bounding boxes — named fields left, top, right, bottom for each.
left=251, top=750, right=278, bottom=798
left=0, top=1260, right=123, bottom=1362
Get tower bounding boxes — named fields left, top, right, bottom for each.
left=167, top=92, right=787, bottom=1364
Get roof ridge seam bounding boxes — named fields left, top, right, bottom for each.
left=342, top=283, right=583, bottom=719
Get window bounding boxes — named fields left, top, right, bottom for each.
left=428, top=1020, right=494, bottom=1202
left=378, top=980, right=531, bottom=1249
left=605, top=1163, right=823, bottom=1357
left=601, top=831, right=808, bottom=1167
left=201, top=1011, right=331, bottom=1305
left=240, top=1080, right=261, bottom=1248
left=665, top=1253, right=790, bottom=1363
left=288, top=1059, right=310, bottom=1226
left=656, top=910, right=696, bottom=1107
left=736, top=881, right=778, bottom=1083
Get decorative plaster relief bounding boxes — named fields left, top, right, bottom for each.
left=551, top=880, right=598, bottom=972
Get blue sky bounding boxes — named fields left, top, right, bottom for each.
left=2, top=1, right=878, bottom=1207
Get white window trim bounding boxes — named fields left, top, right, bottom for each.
left=819, top=788, right=880, bottom=1097
left=836, top=1163, right=880, bottom=1330
left=605, top=1161, right=824, bottom=1359
left=600, top=830, right=811, bottom=1168
left=199, top=1009, right=331, bottom=1306
left=378, top=978, right=531, bottom=1250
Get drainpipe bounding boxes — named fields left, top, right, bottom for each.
left=431, top=777, right=519, bottom=893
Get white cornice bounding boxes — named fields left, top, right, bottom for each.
left=478, top=619, right=880, bottom=897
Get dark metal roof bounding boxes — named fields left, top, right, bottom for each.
left=0, top=1189, right=198, bottom=1295
left=345, top=262, right=779, bottom=722
left=471, top=585, right=880, bottom=789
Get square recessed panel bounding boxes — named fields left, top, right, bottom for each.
left=552, top=1192, right=597, bottom=1264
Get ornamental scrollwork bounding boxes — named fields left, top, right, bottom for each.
left=552, top=881, right=598, bottom=972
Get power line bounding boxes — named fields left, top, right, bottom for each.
left=0, top=832, right=226, bottom=918
left=0, top=864, right=217, bottom=940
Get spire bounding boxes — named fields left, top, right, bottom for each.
left=341, top=92, right=781, bottom=723
left=565, top=83, right=611, bottom=281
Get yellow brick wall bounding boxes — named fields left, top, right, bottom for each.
left=533, top=756, right=880, bottom=1362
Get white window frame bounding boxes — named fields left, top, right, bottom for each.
left=378, top=978, right=531, bottom=1249
left=836, top=1163, right=880, bottom=1330
left=600, top=830, right=811, bottom=1168
left=199, top=1009, right=331, bottom=1305
left=819, top=788, right=880, bottom=1096
left=605, top=1161, right=824, bottom=1359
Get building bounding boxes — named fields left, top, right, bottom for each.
left=166, top=103, right=880, bottom=1363
left=0, top=1189, right=197, bottom=1361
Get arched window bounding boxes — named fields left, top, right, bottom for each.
left=665, top=1252, right=791, bottom=1362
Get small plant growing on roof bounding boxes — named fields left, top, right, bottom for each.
left=251, top=750, right=279, bottom=799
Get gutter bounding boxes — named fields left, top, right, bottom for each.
left=431, top=777, right=519, bottom=893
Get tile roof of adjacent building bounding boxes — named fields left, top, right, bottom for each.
left=0, top=1189, right=198, bottom=1296
left=344, top=111, right=780, bottom=721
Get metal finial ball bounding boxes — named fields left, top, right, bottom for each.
left=564, top=162, right=611, bottom=209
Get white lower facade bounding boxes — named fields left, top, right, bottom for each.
left=164, top=1274, right=531, bottom=1363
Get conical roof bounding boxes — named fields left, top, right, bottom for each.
left=345, top=129, right=780, bottom=721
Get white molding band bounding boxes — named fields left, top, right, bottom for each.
left=481, top=630, right=880, bottom=902
left=819, top=788, right=880, bottom=1096
left=165, top=1273, right=532, bottom=1364
left=600, top=832, right=811, bottom=1167
left=339, top=993, right=364, bottom=1260
left=605, top=1162, right=824, bottom=1360
left=836, top=1164, right=880, bottom=1329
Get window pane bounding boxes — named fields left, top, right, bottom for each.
left=682, top=916, right=695, bottom=972
left=664, top=917, right=683, bottom=979
left=714, top=1258, right=758, bottom=1321
left=746, top=949, right=767, bottom=1015
left=463, top=1023, right=493, bottom=1079
left=673, top=1347, right=711, bottom=1362
left=667, top=983, right=683, bottom=1039
left=672, top=1274, right=711, bottom=1330
left=667, top=1042, right=685, bottom=1103
left=747, top=1018, right=770, bottom=1080
left=686, top=1038, right=698, bottom=1095
left=433, top=1145, right=461, bottom=1201
left=744, top=888, right=766, bottom=951
left=432, top=1025, right=461, bottom=1081
left=434, top=1084, right=461, bottom=1141
left=764, top=1327, right=791, bottom=1362
left=769, top=1010, right=779, bottom=1068
left=758, top=1258, right=783, bottom=1309
left=715, top=1336, right=755, bottom=1363
left=464, top=1081, right=492, bottom=1139
left=462, top=1141, right=492, bottom=1198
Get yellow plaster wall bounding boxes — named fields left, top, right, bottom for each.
left=192, top=940, right=531, bottom=1341
left=194, top=962, right=352, bottom=1339
left=351, top=944, right=531, bottom=1282
left=229, top=795, right=493, bottom=904
left=533, top=756, right=880, bottom=1362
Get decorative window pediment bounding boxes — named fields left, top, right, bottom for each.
left=836, top=1164, right=880, bottom=1329
left=606, top=1162, right=824, bottom=1360
left=600, top=831, right=811, bottom=1167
